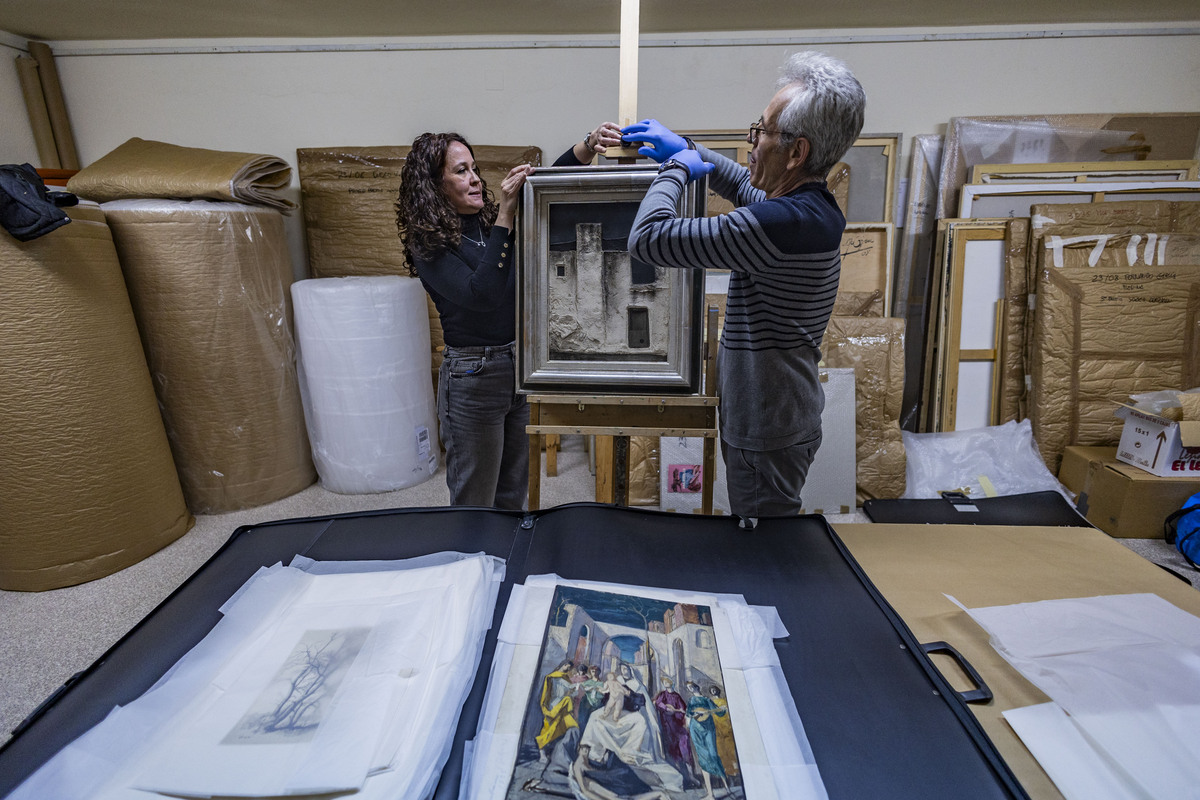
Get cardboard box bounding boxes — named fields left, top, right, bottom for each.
left=1115, top=404, right=1200, bottom=477
left=1059, top=446, right=1200, bottom=538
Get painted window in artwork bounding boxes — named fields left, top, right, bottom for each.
left=627, top=306, right=650, bottom=348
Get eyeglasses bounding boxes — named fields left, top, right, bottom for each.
left=748, top=117, right=784, bottom=143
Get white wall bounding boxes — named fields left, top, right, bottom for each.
left=3, top=25, right=1199, bottom=275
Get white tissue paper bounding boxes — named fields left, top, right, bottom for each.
left=951, top=592, right=1200, bottom=800
left=8, top=552, right=504, bottom=800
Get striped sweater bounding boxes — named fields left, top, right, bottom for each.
left=628, top=144, right=843, bottom=450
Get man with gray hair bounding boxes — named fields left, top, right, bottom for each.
left=623, top=51, right=866, bottom=528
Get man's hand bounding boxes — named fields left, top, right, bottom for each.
left=621, top=119, right=687, bottom=163
left=660, top=149, right=713, bottom=182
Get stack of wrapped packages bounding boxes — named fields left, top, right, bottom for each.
left=0, top=138, right=317, bottom=590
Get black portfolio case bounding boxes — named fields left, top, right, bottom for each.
left=0, top=504, right=1028, bottom=799
left=863, top=490, right=1092, bottom=527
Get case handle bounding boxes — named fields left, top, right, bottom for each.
left=921, top=640, right=993, bottom=704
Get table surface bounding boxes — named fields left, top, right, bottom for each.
left=0, top=508, right=1032, bottom=800
left=834, top=522, right=1200, bottom=800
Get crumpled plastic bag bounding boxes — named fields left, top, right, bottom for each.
left=901, top=419, right=1072, bottom=500
left=1126, top=387, right=1200, bottom=421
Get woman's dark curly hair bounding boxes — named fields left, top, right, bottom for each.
left=395, top=132, right=498, bottom=277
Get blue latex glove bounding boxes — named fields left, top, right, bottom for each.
left=661, top=149, right=713, bottom=183
left=621, top=119, right=687, bottom=163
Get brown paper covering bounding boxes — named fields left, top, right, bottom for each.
left=68, top=138, right=295, bottom=212
left=628, top=435, right=661, bottom=506
left=103, top=200, right=315, bottom=513
left=822, top=316, right=908, bottom=501
left=1180, top=391, right=1200, bottom=420
left=0, top=204, right=192, bottom=591
left=28, top=41, right=80, bottom=170
left=14, top=55, right=58, bottom=170
left=998, top=218, right=1029, bottom=423
left=1028, top=201, right=1200, bottom=472
left=837, top=521, right=1200, bottom=800
left=835, top=224, right=892, bottom=317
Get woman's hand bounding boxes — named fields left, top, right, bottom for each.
left=586, top=122, right=624, bottom=154
left=573, top=121, right=624, bottom=162
left=495, top=163, right=534, bottom=229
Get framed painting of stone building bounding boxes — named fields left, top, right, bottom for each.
left=517, top=166, right=706, bottom=393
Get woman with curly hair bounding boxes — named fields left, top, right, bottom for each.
left=396, top=124, right=621, bottom=508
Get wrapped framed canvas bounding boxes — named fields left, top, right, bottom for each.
left=834, top=222, right=895, bottom=317
left=838, top=133, right=901, bottom=224
left=969, top=159, right=1198, bottom=184
left=517, top=166, right=706, bottom=394
left=957, top=180, right=1200, bottom=218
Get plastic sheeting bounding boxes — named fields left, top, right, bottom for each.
left=901, top=419, right=1069, bottom=500
left=897, top=134, right=944, bottom=431
left=936, top=116, right=1152, bottom=221
left=103, top=199, right=315, bottom=513
left=291, top=276, right=439, bottom=493
left=0, top=202, right=192, bottom=591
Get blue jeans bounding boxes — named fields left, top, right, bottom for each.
left=438, top=343, right=529, bottom=510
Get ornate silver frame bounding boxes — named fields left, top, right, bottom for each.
left=517, top=165, right=705, bottom=393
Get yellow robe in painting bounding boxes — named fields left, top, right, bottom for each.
left=712, top=696, right=738, bottom=776
left=535, top=667, right=578, bottom=750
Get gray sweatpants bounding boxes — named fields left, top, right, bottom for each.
left=721, top=432, right=821, bottom=519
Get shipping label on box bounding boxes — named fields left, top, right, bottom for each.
left=1115, top=405, right=1200, bottom=477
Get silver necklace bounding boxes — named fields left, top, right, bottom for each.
left=461, top=221, right=486, bottom=247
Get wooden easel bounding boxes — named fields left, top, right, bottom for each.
left=528, top=308, right=721, bottom=512
left=605, top=0, right=644, bottom=162
left=526, top=6, right=721, bottom=510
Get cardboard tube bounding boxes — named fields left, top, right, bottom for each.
left=14, top=55, right=60, bottom=169
left=28, top=41, right=80, bottom=170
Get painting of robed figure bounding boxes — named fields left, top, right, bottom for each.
left=506, top=585, right=745, bottom=800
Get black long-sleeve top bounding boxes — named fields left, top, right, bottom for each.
left=415, top=214, right=517, bottom=347
left=414, top=144, right=587, bottom=347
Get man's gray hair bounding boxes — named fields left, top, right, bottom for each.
left=774, top=51, right=867, bottom=178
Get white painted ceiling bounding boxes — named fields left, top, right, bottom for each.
left=1, top=0, right=1198, bottom=42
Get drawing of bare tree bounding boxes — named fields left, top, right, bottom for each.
left=224, top=627, right=369, bottom=744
